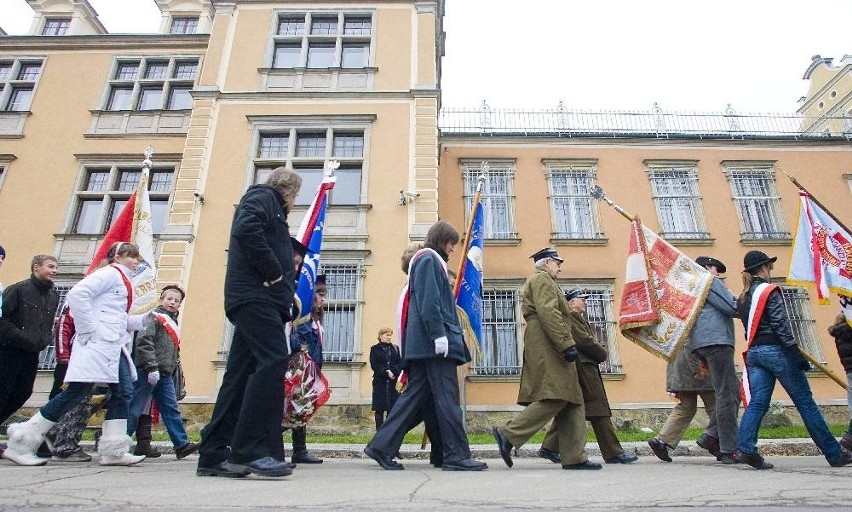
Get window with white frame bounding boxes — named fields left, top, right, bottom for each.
left=472, top=287, right=522, bottom=376
left=253, top=128, right=364, bottom=205
left=725, top=164, right=790, bottom=240
left=779, top=285, right=825, bottom=364
left=170, top=16, right=199, bottom=34
left=70, top=166, right=174, bottom=235
left=42, top=18, right=70, bottom=36
left=544, top=160, right=602, bottom=239
left=272, top=12, right=373, bottom=69
left=574, top=284, right=623, bottom=374
left=647, top=164, right=710, bottom=239
left=38, top=283, right=74, bottom=370
left=320, top=263, right=363, bottom=362
left=104, top=57, right=198, bottom=111
left=0, top=58, right=43, bottom=112
left=462, top=160, right=517, bottom=240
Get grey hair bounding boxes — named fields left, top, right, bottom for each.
left=534, top=257, right=550, bottom=270
left=266, top=166, right=302, bottom=212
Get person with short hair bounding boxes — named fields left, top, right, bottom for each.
left=127, top=285, right=198, bottom=460
left=365, top=221, right=486, bottom=471
left=0, top=253, right=60, bottom=425
left=197, top=166, right=301, bottom=478
left=734, top=250, right=852, bottom=469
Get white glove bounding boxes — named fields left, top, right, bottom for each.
left=434, top=336, right=449, bottom=357
left=147, top=371, right=160, bottom=386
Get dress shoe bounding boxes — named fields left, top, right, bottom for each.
left=829, top=449, right=852, bottom=467
left=562, top=460, right=603, bottom=470
left=492, top=427, right=513, bottom=468
left=228, top=457, right=293, bottom=477
left=840, top=434, right=852, bottom=452
left=696, top=433, right=721, bottom=458
left=175, top=442, right=200, bottom=460
left=647, top=437, right=672, bottom=462
left=196, top=459, right=249, bottom=478
left=364, top=445, right=404, bottom=470
left=718, top=452, right=739, bottom=464
left=441, top=458, right=488, bottom=471
left=604, top=452, right=638, bottom=464
left=733, top=450, right=773, bottom=470
left=292, top=449, right=323, bottom=464
left=537, top=447, right=560, bottom=464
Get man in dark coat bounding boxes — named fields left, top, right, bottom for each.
left=0, top=254, right=59, bottom=424
left=827, top=300, right=852, bottom=451
left=492, top=248, right=600, bottom=470
left=365, top=221, right=486, bottom=471
left=197, top=166, right=301, bottom=478
left=538, top=289, right=638, bottom=464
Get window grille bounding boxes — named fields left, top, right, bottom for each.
left=579, top=286, right=623, bottom=374
left=42, top=18, right=70, bottom=36
left=170, top=17, right=199, bottom=34
left=0, top=59, right=42, bottom=112
left=648, top=166, right=709, bottom=239
left=779, top=285, right=825, bottom=362
left=544, top=162, right=602, bottom=239
left=462, top=161, right=517, bottom=240
left=38, top=284, right=74, bottom=370
left=320, top=263, right=362, bottom=362
left=472, top=288, right=522, bottom=376
left=726, top=166, right=790, bottom=240
left=104, top=57, right=199, bottom=111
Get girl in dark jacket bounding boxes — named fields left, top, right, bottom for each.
left=370, top=327, right=401, bottom=430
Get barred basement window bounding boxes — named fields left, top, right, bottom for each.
left=462, top=160, right=517, bottom=240
left=647, top=164, right=710, bottom=240
left=544, top=160, right=602, bottom=239
left=38, top=284, right=74, bottom=370
left=472, top=288, right=522, bottom=376
left=779, top=285, right=825, bottom=363
left=724, top=165, right=790, bottom=241
left=577, top=285, right=623, bottom=374
left=319, top=263, right=363, bottom=362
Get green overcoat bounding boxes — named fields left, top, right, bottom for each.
left=567, top=311, right=612, bottom=418
left=517, top=270, right=583, bottom=406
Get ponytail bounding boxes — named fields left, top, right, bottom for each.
left=737, top=271, right=754, bottom=310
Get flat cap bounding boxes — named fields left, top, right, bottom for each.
left=564, top=289, right=589, bottom=302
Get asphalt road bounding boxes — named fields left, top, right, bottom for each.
left=1, top=443, right=851, bottom=511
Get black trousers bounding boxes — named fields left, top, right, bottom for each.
left=0, top=345, right=39, bottom=424
left=199, top=304, right=289, bottom=465
left=50, top=362, right=68, bottom=400
left=369, top=358, right=469, bottom=463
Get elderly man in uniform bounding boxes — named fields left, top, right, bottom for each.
left=492, top=248, right=601, bottom=470
left=537, top=289, right=638, bottom=465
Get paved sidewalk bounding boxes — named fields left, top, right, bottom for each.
left=1, top=450, right=850, bottom=511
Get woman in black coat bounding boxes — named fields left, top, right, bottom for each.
left=370, top=327, right=401, bottom=430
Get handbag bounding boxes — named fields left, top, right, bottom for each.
left=173, top=359, right=187, bottom=401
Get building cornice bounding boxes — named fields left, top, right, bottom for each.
left=437, top=134, right=852, bottom=149
left=0, top=34, right=209, bottom=51
left=190, top=88, right=436, bottom=102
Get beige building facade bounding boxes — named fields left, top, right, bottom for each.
left=0, top=1, right=849, bottom=420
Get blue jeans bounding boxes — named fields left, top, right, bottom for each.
left=737, top=344, right=842, bottom=463
left=41, top=354, right=132, bottom=422
left=127, top=372, right=188, bottom=448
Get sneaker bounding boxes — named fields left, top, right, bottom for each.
left=52, top=449, right=92, bottom=463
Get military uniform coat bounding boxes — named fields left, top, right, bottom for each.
left=517, top=270, right=583, bottom=406
left=666, top=346, right=714, bottom=393
left=567, top=311, right=612, bottom=418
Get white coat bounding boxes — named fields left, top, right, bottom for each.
left=64, top=263, right=150, bottom=384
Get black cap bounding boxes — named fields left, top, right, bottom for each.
left=564, top=289, right=589, bottom=302
left=530, top=247, right=564, bottom=263
left=695, top=256, right=727, bottom=274
left=290, top=237, right=308, bottom=257
left=743, top=250, right=777, bottom=272
left=315, top=274, right=327, bottom=286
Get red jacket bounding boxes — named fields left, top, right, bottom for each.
left=55, top=305, right=75, bottom=363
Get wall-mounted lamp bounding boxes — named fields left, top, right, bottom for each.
left=194, top=192, right=205, bottom=205
left=398, top=190, right=420, bottom=206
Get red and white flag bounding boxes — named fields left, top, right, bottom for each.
left=85, top=171, right=158, bottom=315
left=788, top=191, right=852, bottom=304
left=618, top=219, right=715, bottom=360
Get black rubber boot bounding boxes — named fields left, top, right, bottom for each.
left=133, top=414, right=161, bottom=458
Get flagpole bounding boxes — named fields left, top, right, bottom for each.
left=780, top=167, right=852, bottom=235
left=799, top=349, right=849, bottom=390
left=590, top=185, right=637, bottom=222
left=453, top=174, right=486, bottom=299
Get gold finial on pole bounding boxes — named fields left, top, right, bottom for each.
left=590, top=185, right=636, bottom=222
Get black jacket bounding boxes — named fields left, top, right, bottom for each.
left=224, top=185, right=296, bottom=319
left=0, top=276, right=60, bottom=353
left=737, top=277, right=795, bottom=348
left=828, top=317, right=852, bottom=374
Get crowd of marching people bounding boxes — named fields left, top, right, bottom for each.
left=1, top=164, right=852, bottom=476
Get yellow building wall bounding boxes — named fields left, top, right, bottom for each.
left=439, top=139, right=852, bottom=406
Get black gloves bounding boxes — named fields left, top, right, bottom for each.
left=785, top=345, right=811, bottom=372
left=562, top=346, right=579, bottom=362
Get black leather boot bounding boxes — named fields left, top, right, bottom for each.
left=133, top=414, right=161, bottom=458
left=291, top=426, right=322, bottom=464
